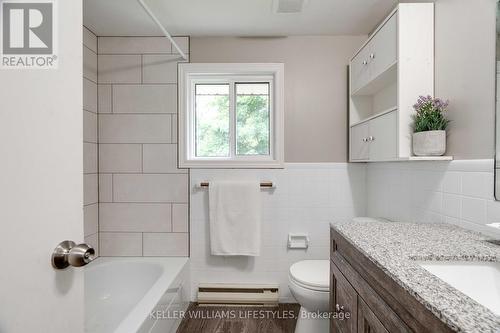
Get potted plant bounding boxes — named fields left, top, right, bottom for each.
left=412, top=95, right=450, bottom=156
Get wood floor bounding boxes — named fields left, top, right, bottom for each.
left=177, top=303, right=300, bottom=333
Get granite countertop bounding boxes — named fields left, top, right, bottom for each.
left=330, top=219, right=500, bottom=333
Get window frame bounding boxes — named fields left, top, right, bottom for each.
left=178, top=63, right=284, bottom=168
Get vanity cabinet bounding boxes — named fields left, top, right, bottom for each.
left=349, top=3, right=434, bottom=162
left=330, top=228, right=454, bottom=333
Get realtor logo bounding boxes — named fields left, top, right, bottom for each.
left=1, top=0, right=57, bottom=68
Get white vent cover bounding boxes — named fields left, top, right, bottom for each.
left=272, top=0, right=307, bottom=13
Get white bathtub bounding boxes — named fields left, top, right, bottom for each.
left=85, top=257, right=190, bottom=333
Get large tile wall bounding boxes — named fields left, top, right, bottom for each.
left=83, top=27, right=99, bottom=254
left=366, top=159, right=500, bottom=238
left=189, top=163, right=366, bottom=302
left=97, top=37, right=190, bottom=257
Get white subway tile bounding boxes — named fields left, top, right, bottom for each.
left=143, top=233, right=189, bottom=256
left=461, top=197, right=487, bottom=224
left=143, top=144, right=186, bottom=173
left=442, top=172, right=461, bottom=194
left=99, top=174, right=113, bottom=203
left=84, top=203, right=98, bottom=236
left=98, top=85, right=112, bottom=113
left=83, top=46, right=97, bottom=82
left=173, top=204, right=189, bottom=232
left=99, top=232, right=142, bottom=256
left=113, top=85, right=177, bottom=114
left=442, top=193, right=460, bottom=218
left=462, top=172, right=491, bottom=199
left=113, top=174, right=188, bottom=203
left=84, top=174, right=98, bottom=206
left=99, top=114, right=172, bottom=143
left=98, top=37, right=171, bottom=54
left=99, top=144, right=142, bottom=173
left=83, top=142, right=98, bottom=174
left=83, top=27, right=97, bottom=53
left=100, top=203, right=171, bottom=232
left=83, top=78, right=97, bottom=113
left=142, top=55, right=183, bottom=84
left=98, top=55, right=141, bottom=84
left=83, top=110, right=97, bottom=143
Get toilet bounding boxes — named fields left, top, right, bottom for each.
left=288, top=260, right=330, bottom=333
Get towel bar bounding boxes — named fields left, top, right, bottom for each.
left=199, top=181, right=274, bottom=188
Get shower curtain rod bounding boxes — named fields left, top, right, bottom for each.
left=137, top=0, right=188, bottom=60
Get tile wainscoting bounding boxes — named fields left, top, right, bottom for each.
left=366, top=159, right=500, bottom=238
left=189, top=163, right=366, bottom=302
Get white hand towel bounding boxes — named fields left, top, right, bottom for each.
left=209, top=181, right=261, bottom=256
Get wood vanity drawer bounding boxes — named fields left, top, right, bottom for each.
left=331, top=261, right=357, bottom=333
left=330, top=228, right=454, bottom=333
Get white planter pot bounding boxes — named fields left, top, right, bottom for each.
left=412, top=130, right=446, bottom=156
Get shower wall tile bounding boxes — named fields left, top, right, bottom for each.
left=98, top=85, right=112, bottom=113
left=97, top=37, right=190, bottom=257
left=84, top=203, right=99, bottom=236
left=83, top=26, right=97, bottom=53
left=83, top=78, right=97, bottom=112
left=83, top=46, right=97, bottom=82
left=172, top=204, right=189, bottom=232
left=113, top=174, right=188, bottom=203
left=143, top=233, right=189, bottom=256
left=83, top=28, right=99, bottom=256
left=142, top=55, right=184, bottom=84
left=142, top=144, right=186, bottom=174
left=99, top=114, right=171, bottom=143
left=100, top=203, right=172, bottom=232
left=83, top=142, right=98, bottom=174
left=100, top=232, right=142, bottom=256
left=98, top=55, right=141, bottom=84
left=99, top=144, right=142, bottom=173
left=83, top=110, right=97, bottom=143
left=99, top=174, right=113, bottom=202
left=113, top=85, right=177, bottom=114
left=98, top=37, right=172, bottom=54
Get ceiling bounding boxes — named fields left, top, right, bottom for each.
left=83, top=0, right=400, bottom=37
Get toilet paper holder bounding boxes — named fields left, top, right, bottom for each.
left=288, top=233, right=309, bottom=249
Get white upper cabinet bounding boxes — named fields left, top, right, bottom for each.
left=349, top=3, right=434, bottom=162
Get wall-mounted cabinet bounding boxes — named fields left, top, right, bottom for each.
left=349, top=3, right=434, bottom=162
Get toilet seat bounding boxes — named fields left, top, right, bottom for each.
left=289, top=260, right=329, bottom=292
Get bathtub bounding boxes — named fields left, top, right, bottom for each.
left=85, top=257, right=190, bottom=333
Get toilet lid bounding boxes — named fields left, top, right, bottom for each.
left=289, top=260, right=329, bottom=291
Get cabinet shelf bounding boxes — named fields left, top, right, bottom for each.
left=350, top=107, right=397, bottom=127
left=351, top=61, right=398, bottom=97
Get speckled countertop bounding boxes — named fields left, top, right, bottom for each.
left=330, top=219, right=500, bottom=333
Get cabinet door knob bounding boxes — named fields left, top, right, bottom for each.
left=362, top=60, right=368, bottom=65
left=362, top=138, right=367, bottom=142
left=369, top=136, right=375, bottom=141
left=370, top=53, right=375, bottom=59
left=335, top=304, right=345, bottom=312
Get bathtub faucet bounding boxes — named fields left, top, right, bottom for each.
left=51, top=240, right=96, bottom=270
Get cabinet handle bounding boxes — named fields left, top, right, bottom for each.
left=370, top=53, right=375, bottom=59
left=335, top=304, right=345, bottom=312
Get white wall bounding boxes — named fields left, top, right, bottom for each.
left=366, top=160, right=500, bottom=238
left=0, top=1, right=84, bottom=332
left=189, top=163, right=366, bottom=302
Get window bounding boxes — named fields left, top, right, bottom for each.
left=178, top=63, right=284, bottom=168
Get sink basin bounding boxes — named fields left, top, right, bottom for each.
left=416, top=261, right=500, bottom=316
